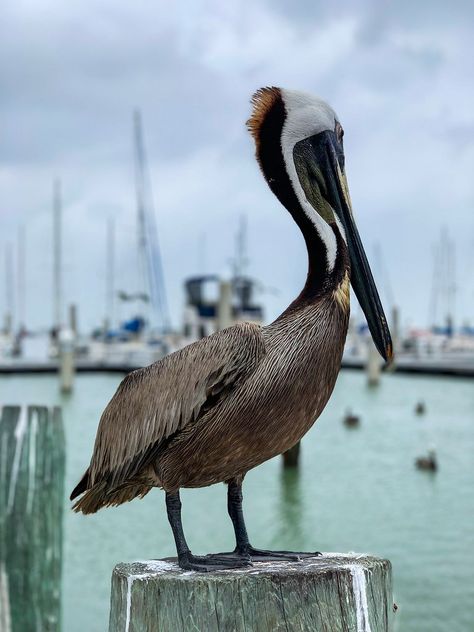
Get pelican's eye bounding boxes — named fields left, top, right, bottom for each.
left=335, top=122, right=344, bottom=144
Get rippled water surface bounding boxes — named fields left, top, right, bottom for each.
left=1, top=370, right=473, bottom=631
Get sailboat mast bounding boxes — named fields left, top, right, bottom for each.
left=133, top=110, right=148, bottom=308
left=106, top=217, right=115, bottom=330
left=4, top=243, right=14, bottom=334
left=53, top=179, right=62, bottom=329
left=233, top=215, right=248, bottom=312
left=17, top=226, right=25, bottom=329
left=132, top=109, right=170, bottom=333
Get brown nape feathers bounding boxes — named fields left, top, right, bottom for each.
left=246, top=86, right=282, bottom=143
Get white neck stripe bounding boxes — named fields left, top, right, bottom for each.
left=279, top=89, right=341, bottom=273
left=280, top=130, right=338, bottom=273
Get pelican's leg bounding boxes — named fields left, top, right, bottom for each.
left=165, top=491, right=251, bottom=571
left=226, top=479, right=321, bottom=562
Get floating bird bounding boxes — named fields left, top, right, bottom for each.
left=415, top=449, right=437, bottom=471
left=344, top=409, right=360, bottom=427
left=70, top=87, right=392, bottom=571
left=415, top=401, right=426, bottom=415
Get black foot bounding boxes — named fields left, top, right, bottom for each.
left=242, top=546, right=322, bottom=562
left=178, top=551, right=252, bottom=572
left=212, top=546, right=322, bottom=563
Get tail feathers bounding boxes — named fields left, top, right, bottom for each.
left=70, top=469, right=90, bottom=501
left=72, top=479, right=152, bottom=515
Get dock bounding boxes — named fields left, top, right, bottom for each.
left=342, top=354, right=474, bottom=377
left=0, top=358, right=136, bottom=375
left=1, top=355, right=473, bottom=377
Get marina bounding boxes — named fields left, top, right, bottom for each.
left=1, top=88, right=472, bottom=383
left=2, top=2, right=474, bottom=629
left=1, top=346, right=474, bottom=376
left=1, top=102, right=473, bottom=629
left=1, top=104, right=473, bottom=627
left=1, top=369, right=472, bottom=631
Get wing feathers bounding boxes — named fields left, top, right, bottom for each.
left=83, top=323, right=265, bottom=495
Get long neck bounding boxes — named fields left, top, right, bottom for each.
left=297, top=220, right=349, bottom=304
left=283, top=211, right=349, bottom=317
left=254, top=95, right=348, bottom=308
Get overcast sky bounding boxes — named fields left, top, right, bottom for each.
left=1, top=0, right=474, bottom=333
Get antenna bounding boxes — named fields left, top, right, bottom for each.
left=198, top=232, right=207, bottom=275
left=53, top=179, right=62, bottom=329
left=231, top=215, right=250, bottom=312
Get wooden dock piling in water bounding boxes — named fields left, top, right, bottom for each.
left=282, top=441, right=301, bottom=467
left=0, top=405, right=65, bottom=632
left=366, top=341, right=381, bottom=386
left=109, top=554, right=393, bottom=632
left=59, top=328, right=75, bottom=393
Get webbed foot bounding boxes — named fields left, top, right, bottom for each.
left=240, top=546, right=321, bottom=562
left=210, top=546, right=321, bottom=563
left=178, top=551, right=252, bottom=572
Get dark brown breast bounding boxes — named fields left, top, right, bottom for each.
left=156, top=290, right=349, bottom=491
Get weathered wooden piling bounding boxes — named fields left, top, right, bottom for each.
left=366, top=341, right=381, bottom=387
left=68, top=303, right=78, bottom=336
left=217, top=280, right=233, bottom=331
left=109, top=554, right=393, bottom=632
left=59, top=328, right=75, bottom=393
left=0, top=406, right=65, bottom=632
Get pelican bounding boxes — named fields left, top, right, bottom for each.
left=71, top=87, right=392, bottom=571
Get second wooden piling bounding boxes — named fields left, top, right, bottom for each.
left=0, top=405, right=65, bottom=632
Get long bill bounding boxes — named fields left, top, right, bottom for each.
left=326, top=147, right=393, bottom=363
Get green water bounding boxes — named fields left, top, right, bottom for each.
left=1, top=371, right=473, bottom=632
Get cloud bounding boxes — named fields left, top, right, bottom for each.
left=1, top=0, right=473, bottom=331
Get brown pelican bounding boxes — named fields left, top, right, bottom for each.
left=415, top=449, right=437, bottom=471
left=344, top=409, right=360, bottom=427
left=415, top=400, right=426, bottom=415
left=71, top=87, right=392, bottom=571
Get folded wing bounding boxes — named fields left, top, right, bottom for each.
left=71, top=323, right=265, bottom=511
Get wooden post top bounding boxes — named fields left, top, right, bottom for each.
left=109, top=554, right=393, bottom=632
left=113, top=552, right=389, bottom=581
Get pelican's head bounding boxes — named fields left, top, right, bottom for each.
left=248, top=87, right=392, bottom=362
